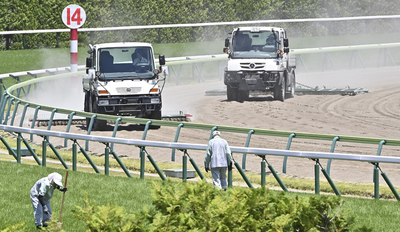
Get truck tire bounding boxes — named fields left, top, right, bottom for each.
left=91, top=102, right=107, bottom=131
left=227, top=86, right=237, bottom=101
left=149, top=110, right=161, bottom=129
left=237, top=90, right=249, bottom=102
left=274, top=73, right=285, bottom=102
left=286, top=72, right=295, bottom=98
left=84, top=92, right=90, bottom=128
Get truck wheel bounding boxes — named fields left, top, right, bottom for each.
left=274, top=74, right=285, bottom=102
left=91, top=103, right=107, bottom=131
left=286, top=72, right=295, bottom=98
left=237, top=90, right=249, bottom=102
left=149, top=110, right=161, bottom=129
left=84, top=92, right=90, bottom=128
left=227, top=86, right=237, bottom=101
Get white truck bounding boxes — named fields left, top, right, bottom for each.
left=223, top=27, right=296, bottom=102
left=83, top=42, right=165, bottom=130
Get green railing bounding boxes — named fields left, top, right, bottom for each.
left=1, top=72, right=400, bottom=200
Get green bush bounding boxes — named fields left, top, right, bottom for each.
left=73, top=181, right=371, bottom=231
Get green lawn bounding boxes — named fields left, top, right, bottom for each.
left=1, top=160, right=400, bottom=231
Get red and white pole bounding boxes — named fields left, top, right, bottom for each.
left=70, top=29, right=78, bottom=72
left=62, top=5, right=86, bottom=72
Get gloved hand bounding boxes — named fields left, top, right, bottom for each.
left=59, top=187, right=68, bottom=192
left=228, top=161, right=233, bottom=171
left=43, top=205, right=50, bottom=215
left=205, top=167, right=209, bottom=173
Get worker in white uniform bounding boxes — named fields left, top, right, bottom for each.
left=205, top=131, right=233, bottom=190
left=30, top=172, right=67, bottom=229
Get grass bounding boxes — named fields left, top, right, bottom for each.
left=2, top=157, right=400, bottom=231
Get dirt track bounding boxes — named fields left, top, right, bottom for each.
left=24, top=66, right=400, bottom=186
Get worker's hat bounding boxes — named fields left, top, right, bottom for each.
left=51, top=173, right=63, bottom=187
left=212, top=131, right=220, bottom=137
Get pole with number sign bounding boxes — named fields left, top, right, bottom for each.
left=62, top=5, right=86, bottom=72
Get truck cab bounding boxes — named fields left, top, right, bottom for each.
left=223, top=27, right=296, bottom=102
left=83, top=42, right=165, bottom=130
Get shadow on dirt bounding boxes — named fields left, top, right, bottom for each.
left=220, top=96, right=276, bottom=102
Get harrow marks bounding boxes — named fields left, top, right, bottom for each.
left=205, top=83, right=369, bottom=97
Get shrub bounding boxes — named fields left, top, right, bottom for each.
left=73, top=181, right=372, bottom=231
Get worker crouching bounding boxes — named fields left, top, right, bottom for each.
left=30, top=172, right=68, bottom=229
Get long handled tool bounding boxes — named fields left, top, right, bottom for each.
left=57, top=171, right=69, bottom=229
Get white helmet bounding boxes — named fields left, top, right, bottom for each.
left=212, top=131, right=220, bottom=137
left=48, top=172, right=63, bottom=187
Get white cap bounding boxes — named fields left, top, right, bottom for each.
left=48, top=172, right=63, bottom=187
left=212, top=131, right=220, bottom=137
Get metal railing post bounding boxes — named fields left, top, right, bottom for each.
left=374, top=166, right=379, bottom=199
left=30, top=106, right=41, bottom=141
left=10, top=100, right=20, bottom=126
left=183, top=153, right=187, bottom=182
left=110, top=117, right=122, bottom=151
left=0, top=93, right=9, bottom=124
left=22, top=137, right=41, bottom=165
left=282, top=133, right=296, bottom=173
left=79, top=146, right=100, bottom=173
left=72, top=142, right=77, bottom=171
left=105, top=146, right=109, bottom=176
left=110, top=150, right=132, bottom=178
left=327, top=136, right=340, bottom=175
left=242, top=129, right=255, bottom=170
left=17, top=133, right=21, bottom=163
left=85, top=115, right=96, bottom=151
left=261, top=159, right=266, bottom=187
left=171, top=123, right=184, bottom=161
left=42, top=139, right=47, bottom=167
left=47, top=142, right=69, bottom=169
left=0, top=137, right=17, bottom=160
left=373, top=140, right=386, bottom=182
left=233, top=161, right=253, bottom=188
left=146, top=151, right=167, bottom=181
left=19, top=103, right=29, bottom=127
left=3, top=97, right=14, bottom=125
left=64, top=112, right=76, bottom=147
left=46, top=108, right=57, bottom=142
left=381, top=171, right=400, bottom=201
left=315, top=160, right=320, bottom=194
left=140, top=147, right=145, bottom=179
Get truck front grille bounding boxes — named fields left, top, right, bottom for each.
left=240, top=63, right=265, bottom=69
left=115, top=87, right=141, bottom=94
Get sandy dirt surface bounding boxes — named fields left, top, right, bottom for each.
left=22, top=66, right=400, bottom=186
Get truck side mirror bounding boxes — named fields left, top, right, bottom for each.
left=86, top=57, right=92, bottom=68
left=225, top=38, right=230, bottom=47
left=284, top=47, right=290, bottom=53
left=86, top=57, right=92, bottom=74
left=159, top=55, right=165, bottom=66
left=283, top=38, right=289, bottom=48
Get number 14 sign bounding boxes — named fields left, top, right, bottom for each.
left=62, top=4, right=86, bottom=29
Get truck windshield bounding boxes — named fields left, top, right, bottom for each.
left=232, top=31, right=280, bottom=59
left=98, top=47, right=155, bottom=80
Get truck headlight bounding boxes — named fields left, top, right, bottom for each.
left=98, top=100, right=109, bottom=105
left=151, top=98, right=160, bottom=103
